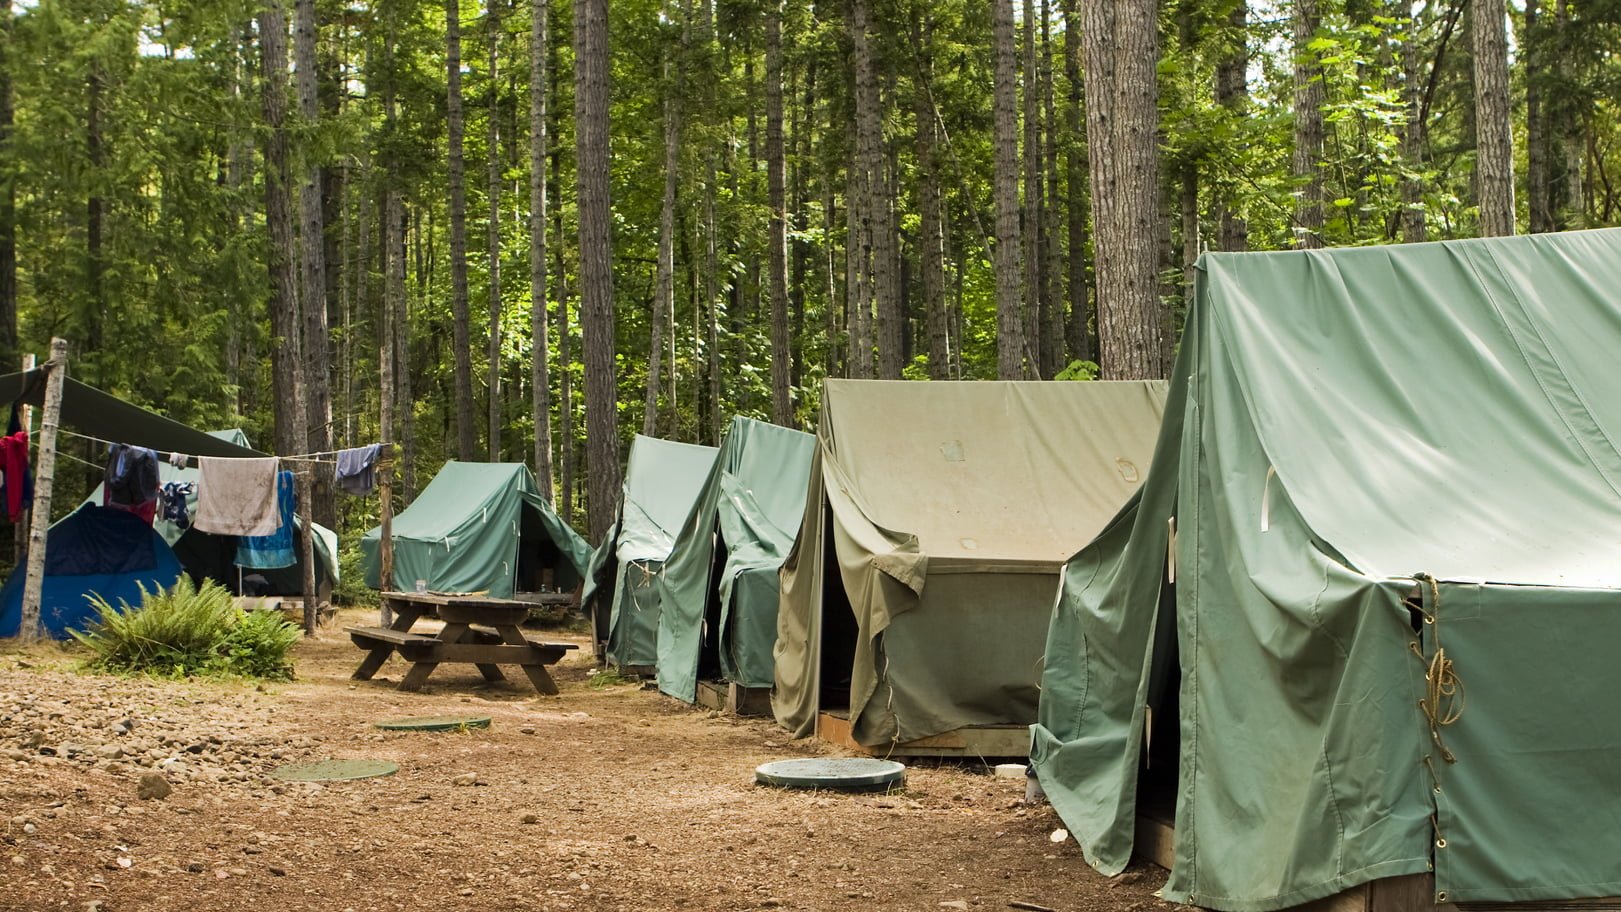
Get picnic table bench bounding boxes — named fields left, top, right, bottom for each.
left=347, top=591, right=578, bottom=693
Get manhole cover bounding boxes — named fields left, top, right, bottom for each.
left=270, top=759, right=400, bottom=782
left=754, top=758, right=906, bottom=791
left=375, top=716, right=492, bottom=732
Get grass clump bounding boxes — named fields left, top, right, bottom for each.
left=71, top=578, right=300, bottom=680
left=586, top=667, right=636, bottom=689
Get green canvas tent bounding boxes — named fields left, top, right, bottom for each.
left=772, top=379, right=1167, bottom=749
left=655, top=416, right=816, bottom=704
left=582, top=435, right=719, bottom=670
left=360, top=462, right=589, bottom=599
left=1032, top=229, right=1621, bottom=912
left=83, top=429, right=339, bottom=598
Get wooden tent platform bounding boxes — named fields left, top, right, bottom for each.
left=694, top=680, right=771, bottom=716
left=815, top=711, right=1029, bottom=759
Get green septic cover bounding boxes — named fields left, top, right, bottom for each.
left=580, top=436, right=719, bottom=668
left=359, top=462, right=589, bottom=600
left=1031, top=229, right=1621, bottom=912
left=82, top=429, right=339, bottom=585
left=772, top=380, right=1167, bottom=749
left=656, top=417, right=816, bottom=703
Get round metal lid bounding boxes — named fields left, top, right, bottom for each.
left=375, top=716, right=492, bottom=732
left=754, top=758, right=906, bottom=791
left=270, top=759, right=400, bottom=782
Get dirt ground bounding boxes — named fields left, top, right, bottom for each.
left=0, top=607, right=1176, bottom=912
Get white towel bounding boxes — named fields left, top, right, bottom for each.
left=193, top=456, right=282, bottom=536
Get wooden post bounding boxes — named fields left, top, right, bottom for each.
left=296, top=465, right=319, bottom=635
left=378, top=449, right=394, bottom=626
left=14, top=353, right=35, bottom=567
left=19, top=339, right=67, bottom=643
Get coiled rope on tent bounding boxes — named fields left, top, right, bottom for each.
left=1409, top=575, right=1465, bottom=764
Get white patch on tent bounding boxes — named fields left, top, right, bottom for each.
left=939, top=440, right=965, bottom=462
left=1116, top=459, right=1140, bottom=483
left=959, top=538, right=978, bottom=550
left=1260, top=465, right=1276, bottom=532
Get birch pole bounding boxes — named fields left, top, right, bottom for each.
left=297, top=468, right=318, bottom=634
left=19, top=338, right=67, bottom=643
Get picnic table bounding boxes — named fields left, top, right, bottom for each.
left=347, top=591, right=578, bottom=693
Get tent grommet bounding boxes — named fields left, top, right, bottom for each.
left=1436, top=891, right=1449, bottom=903
left=1436, top=837, right=1447, bottom=849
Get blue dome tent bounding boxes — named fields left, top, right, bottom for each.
left=0, top=506, right=184, bottom=639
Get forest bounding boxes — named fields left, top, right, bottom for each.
left=3, top=0, right=1619, bottom=547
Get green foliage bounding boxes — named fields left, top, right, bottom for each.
left=70, top=578, right=300, bottom=681
left=1054, top=360, right=1099, bottom=382
left=586, top=667, right=636, bottom=689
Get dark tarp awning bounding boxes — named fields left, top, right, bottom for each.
left=0, top=370, right=265, bottom=458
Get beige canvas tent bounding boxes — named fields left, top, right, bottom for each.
left=773, top=379, right=1168, bottom=750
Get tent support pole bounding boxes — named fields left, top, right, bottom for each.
left=19, top=338, right=68, bottom=643
left=296, top=465, right=319, bottom=635
left=378, top=450, right=394, bottom=626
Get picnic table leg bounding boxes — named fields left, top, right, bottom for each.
left=475, top=664, right=507, bottom=683
left=395, top=620, right=471, bottom=692
left=493, top=624, right=560, bottom=696
left=351, top=604, right=427, bottom=681
left=352, top=648, right=393, bottom=681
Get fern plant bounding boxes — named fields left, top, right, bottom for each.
left=71, top=578, right=299, bottom=680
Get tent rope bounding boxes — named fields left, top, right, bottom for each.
left=1409, top=575, right=1464, bottom=764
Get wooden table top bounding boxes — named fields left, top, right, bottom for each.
left=380, top=590, right=534, bottom=609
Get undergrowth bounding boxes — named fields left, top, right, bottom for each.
left=587, top=667, right=636, bottom=688
left=71, top=578, right=300, bottom=680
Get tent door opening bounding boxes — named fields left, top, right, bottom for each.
left=517, top=503, right=581, bottom=595
left=816, top=509, right=860, bottom=712
left=696, top=532, right=730, bottom=682
left=1138, top=577, right=1181, bottom=828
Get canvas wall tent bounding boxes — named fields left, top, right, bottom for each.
left=772, top=379, right=1167, bottom=750
left=581, top=435, right=719, bottom=670
left=82, top=429, right=339, bottom=599
left=1031, top=229, right=1621, bottom=912
left=655, top=416, right=815, bottom=704
left=360, top=462, right=589, bottom=600
left=0, top=506, right=184, bottom=638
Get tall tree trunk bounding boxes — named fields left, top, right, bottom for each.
left=1292, top=0, right=1324, bottom=248
left=790, top=55, right=814, bottom=391
left=1524, top=0, right=1550, bottom=233
left=575, top=0, right=619, bottom=541
left=294, top=0, right=332, bottom=524
left=0, top=0, right=15, bottom=368
left=1021, top=0, right=1044, bottom=377
left=447, top=0, right=478, bottom=459
left=1060, top=0, right=1089, bottom=362
left=529, top=0, right=554, bottom=499
left=849, top=0, right=879, bottom=379
left=1215, top=0, right=1248, bottom=251
left=1084, top=0, right=1164, bottom=380
left=1039, top=0, right=1063, bottom=376
left=991, top=0, right=1025, bottom=379
left=1556, top=0, right=1580, bottom=225
left=260, top=0, right=310, bottom=459
left=487, top=0, right=504, bottom=458
left=645, top=1, right=686, bottom=438
left=1400, top=1, right=1426, bottom=242
left=1473, top=0, right=1514, bottom=236
left=913, top=15, right=949, bottom=381
left=400, top=206, right=419, bottom=496
left=766, top=0, right=792, bottom=425
left=553, top=137, right=574, bottom=522
left=85, top=65, right=104, bottom=383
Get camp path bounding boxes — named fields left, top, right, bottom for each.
left=0, top=608, right=1178, bottom=912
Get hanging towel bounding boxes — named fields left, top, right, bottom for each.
left=235, top=471, right=296, bottom=569
left=335, top=443, right=382, bottom=496
left=0, top=429, right=28, bottom=522
left=169, top=451, right=190, bottom=469
left=0, top=405, right=32, bottom=521
left=105, top=444, right=160, bottom=507
left=160, top=481, right=195, bottom=529
left=193, top=456, right=281, bottom=536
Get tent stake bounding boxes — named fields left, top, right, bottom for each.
left=19, top=338, right=68, bottom=643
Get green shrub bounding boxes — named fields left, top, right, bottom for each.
left=71, top=578, right=300, bottom=680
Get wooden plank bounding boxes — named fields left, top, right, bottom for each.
left=1132, top=814, right=1175, bottom=871
left=815, top=711, right=1029, bottom=758
left=726, top=683, right=772, bottom=717
left=695, top=680, right=728, bottom=713
left=346, top=626, right=438, bottom=646
left=438, top=602, right=531, bottom=626
left=393, top=642, right=571, bottom=664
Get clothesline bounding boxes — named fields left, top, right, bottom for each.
left=55, top=428, right=351, bottom=465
